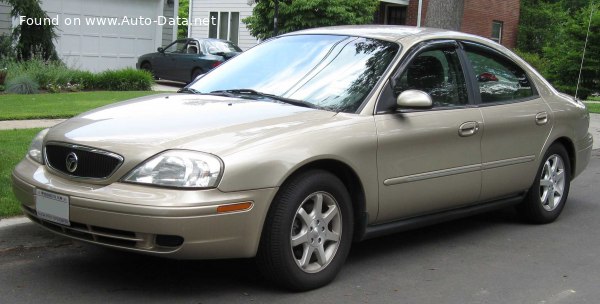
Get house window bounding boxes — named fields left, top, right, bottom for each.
left=208, top=11, right=240, bottom=45
left=491, top=21, right=503, bottom=44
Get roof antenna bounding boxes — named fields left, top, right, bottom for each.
left=575, top=2, right=595, bottom=99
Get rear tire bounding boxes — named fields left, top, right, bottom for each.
left=256, top=170, right=354, bottom=291
left=517, top=143, right=571, bottom=224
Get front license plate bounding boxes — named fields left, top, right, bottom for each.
left=35, top=189, right=70, bottom=226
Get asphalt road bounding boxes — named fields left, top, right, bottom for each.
left=1, top=150, right=599, bottom=304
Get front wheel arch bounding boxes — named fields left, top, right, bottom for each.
left=273, top=159, right=368, bottom=241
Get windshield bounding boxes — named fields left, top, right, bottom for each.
left=189, top=35, right=400, bottom=113
left=205, top=40, right=242, bottom=53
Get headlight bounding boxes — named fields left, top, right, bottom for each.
left=28, top=128, right=49, bottom=164
left=123, top=150, right=223, bottom=188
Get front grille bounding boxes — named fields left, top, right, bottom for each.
left=23, top=206, right=183, bottom=253
left=45, top=143, right=123, bottom=179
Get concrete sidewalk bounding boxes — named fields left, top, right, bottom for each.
left=0, top=119, right=66, bottom=130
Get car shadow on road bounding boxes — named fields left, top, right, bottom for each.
left=35, top=207, right=527, bottom=298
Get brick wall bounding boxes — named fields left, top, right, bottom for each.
left=404, top=0, right=520, bottom=48
left=461, top=0, right=520, bottom=48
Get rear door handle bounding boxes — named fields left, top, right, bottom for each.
left=458, top=121, right=480, bottom=137
left=535, top=112, right=549, bottom=125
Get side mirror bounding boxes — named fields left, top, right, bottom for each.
left=157, top=47, right=164, bottom=53
left=397, top=90, right=433, bottom=109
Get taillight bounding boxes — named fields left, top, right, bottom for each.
left=212, top=61, right=222, bottom=68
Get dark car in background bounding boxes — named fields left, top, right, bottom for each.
left=137, top=38, right=242, bottom=83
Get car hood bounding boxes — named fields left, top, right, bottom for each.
left=45, top=94, right=337, bottom=159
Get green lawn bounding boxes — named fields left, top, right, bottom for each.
left=586, top=102, right=600, bottom=114
left=0, top=128, right=43, bottom=217
left=0, top=91, right=163, bottom=120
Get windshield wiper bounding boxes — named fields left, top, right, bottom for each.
left=178, top=87, right=202, bottom=94
left=210, top=89, right=319, bottom=109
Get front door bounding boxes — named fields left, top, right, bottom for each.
left=375, top=43, right=483, bottom=223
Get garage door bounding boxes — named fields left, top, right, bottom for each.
left=42, top=0, right=162, bottom=72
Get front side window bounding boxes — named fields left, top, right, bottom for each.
left=465, top=47, right=534, bottom=103
left=189, top=35, right=400, bottom=113
left=393, top=47, right=468, bottom=107
left=164, top=40, right=187, bottom=53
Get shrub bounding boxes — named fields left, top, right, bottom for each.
left=0, top=34, right=14, bottom=61
left=6, top=74, right=39, bottom=94
left=0, top=84, right=5, bottom=91
left=3, top=59, right=153, bottom=92
left=513, top=49, right=548, bottom=75
left=0, top=68, right=7, bottom=85
left=94, top=69, right=153, bottom=91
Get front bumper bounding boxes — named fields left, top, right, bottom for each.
left=11, top=157, right=277, bottom=259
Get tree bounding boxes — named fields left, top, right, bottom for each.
left=542, top=3, right=599, bottom=98
left=178, top=0, right=189, bottom=39
left=517, top=1, right=567, bottom=55
left=424, top=0, right=465, bottom=30
left=0, top=0, right=57, bottom=61
left=517, top=0, right=599, bottom=98
left=243, top=0, right=380, bottom=40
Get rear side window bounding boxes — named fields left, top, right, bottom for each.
left=464, top=48, right=534, bottom=103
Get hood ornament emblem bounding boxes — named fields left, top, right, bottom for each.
left=65, top=152, right=79, bottom=173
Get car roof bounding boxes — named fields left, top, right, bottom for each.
left=285, top=25, right=495, bottom=45
left=189, top=38, right=233, bottom=43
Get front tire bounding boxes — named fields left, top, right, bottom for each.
left=257, top=170, right=354, bottom=291
left=518, top=143, right=571, bottom=224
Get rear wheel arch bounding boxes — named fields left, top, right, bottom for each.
left=549, top=137, right=576, bottom=176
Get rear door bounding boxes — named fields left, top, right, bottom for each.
left=375, top=41, right=483, bottom=223
left=461, top=42, right=552, bottom=201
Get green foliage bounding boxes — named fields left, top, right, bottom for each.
left=93, top=69, right=154, bottom=91
left=542, top=4, right=599, bottom=99
left=518, top=0, right=599, bottom=99
left=178, top=0, right=189, bottom=39
left=0, top=91, right=161, bottom=120
left=513, top=49, right=549, bottom=74
left=243, top=0, right=380, bottom=40
left=517, top=1, right=567, bottom=55
left=1, top=59, right=153, bottom=92
left=0, top=0, right=58, bottom=61
left=0, top=128, right=44, bottom=217
left=6, top=74, right=39, bottom=94
left=0, top=34, right=15, bottom=60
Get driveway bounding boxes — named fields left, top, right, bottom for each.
left=1, top=150, right=599, bottom=303
left=152, top=80, right=185, bottom=92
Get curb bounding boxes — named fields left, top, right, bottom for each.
left=0, top=216, right=29, bottom=228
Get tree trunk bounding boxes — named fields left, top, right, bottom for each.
left=424, top=0, right=465, bottom=31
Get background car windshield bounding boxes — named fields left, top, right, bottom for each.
left=205, top=40, right=242, bottom=53
left=190, top=35, right=400, bottom=113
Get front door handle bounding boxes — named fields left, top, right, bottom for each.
left=535, top=112, right=549, bottom=125
left=458, top=121, right=480, bottom=137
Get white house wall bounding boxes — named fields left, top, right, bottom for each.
left=0, top=3, right=11, bottom=36
left=189, top=0, right=258, bottom=51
